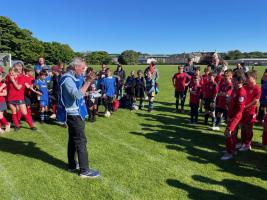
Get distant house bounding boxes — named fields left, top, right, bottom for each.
left=166, top=54, right=187, bottom=64
left=165, top=52, right=222, bottom=65
left=235, top=58, right=267, bottom=66
left=109, top=54, right=120, bottom=64
left=137, top=54, right=170, bottom=64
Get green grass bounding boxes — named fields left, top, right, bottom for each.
left=0, top=65, right=267, bottom=200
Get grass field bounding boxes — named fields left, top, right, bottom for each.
left=0, top=65, right=267, bottom=200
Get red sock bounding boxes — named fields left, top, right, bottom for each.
left=1, top=117, right=8, bottom=126
left=240, top=128, right=245, bottom=144
left=12, top=114, right=19, bottom=127
left=23, top=113, right=33, bottom=128
left=27, top=107, right=32, bottom=116
left=17, top=110, right=22, bottom=121
left=52, top=104, right=56, bottom=114
left=226, top=137, right=233, bottom=153
left=231, top=135, right=237, bottom=152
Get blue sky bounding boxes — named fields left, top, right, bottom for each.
left=1, top=0, right=266, bottom=54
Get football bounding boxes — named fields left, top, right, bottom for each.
left=104, top=111, right=111, bottom=117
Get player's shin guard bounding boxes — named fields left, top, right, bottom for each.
left=40, top=112, right=45, bottom=122
left=226, top=136, right=232, bottom=153
left=23, top=113, right=33, bottom=127
left=148, top=101, right=154, bottom=111
left=27, top=107, right=32, bottom=117
left=241, top=127, right=246, bottom=145
left=216, top=116, right=221, bottom=126
left=181, top=98, right=185, bottom=110
left=44, top=112, right=49, bottom=121
left=211, top=116, right=216, bottom=127
left=12, top=114, right=19, bottom=127
left=244, top=124, right=254, bottom=146
left=176, top=99, right=179, bottom=110
left=139, top=99, right=144, bottom=109
left=1, top=117, right=8, bottom=126
left=17, top=110, right=22, bottom=122
left=204, top=114, right=209, bottom=125
left=52, top=104, right=57, bottom=114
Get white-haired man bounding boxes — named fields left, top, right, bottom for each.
left=57, top=57, right=100, bottom=178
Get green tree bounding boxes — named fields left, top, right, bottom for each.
left=226, top=50, right=242, bottom=60
left=85, top=51, right=111, bottom=65
left=43, top=42, right=75, bottom=65
left=118, top=50, right=140, bottom=65
left=0, top=16, right=44, bottom=63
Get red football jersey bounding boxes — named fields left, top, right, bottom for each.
left=244, top=84, right=261, bottom=114
left=228, top=86, right=247, bottom=119
left=6, top=74, right=26, bottom=101
left=203, top=81, right=218, bottom=99
left=190, top=85, right=201, bottom=105
left=172, top=72, right=187, bottom=92
left=200, top=74, right=209, bottom=86
left=216, top=81, right=233, bottom=109
left=24, top=74, right=34, bottom=96
left=215, top=74, right=223, bottom=85
left=0, top=82, right=7, bottom=103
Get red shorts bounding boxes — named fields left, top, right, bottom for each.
left=264, top=114, right=267, bottom=123
left=241, top=112, right=256, bottom=124
left=227, top=117, right=242, bottom=132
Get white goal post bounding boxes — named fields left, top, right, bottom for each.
left=0, top=53, right=12, bottom=67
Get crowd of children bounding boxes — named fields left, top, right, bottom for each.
left=172, top=62, right=267, bottom=160
left=0, top=58, right=159, bottom=133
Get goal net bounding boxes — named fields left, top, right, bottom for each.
left=0, top=53, right=11, bottom=67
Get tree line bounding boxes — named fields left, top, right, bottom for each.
left=1, top=16, right=266, bottom=65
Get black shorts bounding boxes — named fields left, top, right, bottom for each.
left=175, top=91, right=185, bottom=99
left=204, top=98, right=214, bottom=111
left=0, top=102, right=7, bottom=112
left=25, top=96, right=32, bottom=106
left=8, top=100, right=25, bottom=106
left=215, top=107, right=227, bottom=113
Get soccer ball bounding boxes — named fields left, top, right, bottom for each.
left=104, top=111, right=111, bottom=118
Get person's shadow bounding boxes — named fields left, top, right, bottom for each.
left=0, top=137, right=67, bottom=170
left=167, top=175, right=267, bottom=200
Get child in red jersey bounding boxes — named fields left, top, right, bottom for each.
left=190, top=66, right=201, bottom=89
left=214, top=69, right=224, bottom=85
left=172, top=65, right=190, bottom=113
left=221, top=71, right=247, bottom=160
left=6, top=66, right=36, bottom=131
left=199, top=67, right=210, bottom=112
left=0, top=71, right=10, bottom=133
left=200, top=67, right=210, bottom=86
left=213, top=70, right=233, bottom=130
left=203, top=73, right=218, bottom=128
left=189, top=77, right=201, bottom=124
left=239, top=71, right=261, bottom=151
left=24, top=66, right=35, bottom=117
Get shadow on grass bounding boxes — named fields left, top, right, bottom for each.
left=130, top=111, right=267, bottom=184
left=167, top=175, right=267, bottom=200
left=0, top=137, right=67, bottom=170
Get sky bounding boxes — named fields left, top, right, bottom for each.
left=1, top=0, right=267, bottom=54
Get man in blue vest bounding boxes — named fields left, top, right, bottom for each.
left=56, top=57, right=100, bottom=178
